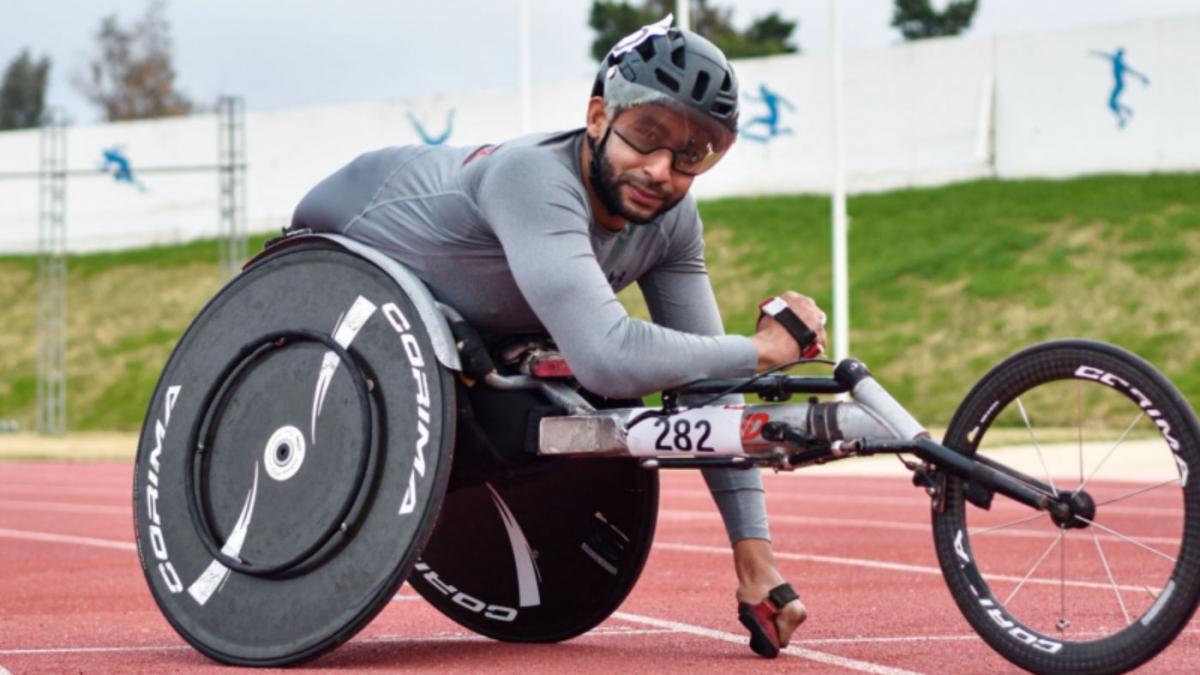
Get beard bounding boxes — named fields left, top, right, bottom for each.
left=587, top=129, right=684, bottom=225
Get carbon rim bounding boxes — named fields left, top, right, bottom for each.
left=933, top=340, right=1200, bottom=674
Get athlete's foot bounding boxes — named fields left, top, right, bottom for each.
left=733, top=539, right=807, bottom=648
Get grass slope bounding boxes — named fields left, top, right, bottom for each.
left=2, top=174, right=1199, bottom=432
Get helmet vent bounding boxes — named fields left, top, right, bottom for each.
left=636, top=40, right=656, bottom=62
left=671, top=46, right=686, bottom=69
left=720, top=72, right=733, bottom=92
left=712, top=101, right=733, bottom=116
left=655, top=69, right=680, bottom=92
left=691, top=71, right=710, bottom=102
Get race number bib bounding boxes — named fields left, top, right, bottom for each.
left=626, top=407, right=744, bottom=457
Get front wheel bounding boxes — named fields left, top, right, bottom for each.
left=931, top=340, right=1200, bottom=674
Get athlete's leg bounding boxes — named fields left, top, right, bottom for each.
left=732, top=538, right=807, bottom=647
left=703, top=467, right=806, bottom=646
left=702, top=466, right=768, bottom=541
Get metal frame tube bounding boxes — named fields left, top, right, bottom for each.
left=859, top=438, right=1053, bottom=512
left=538, top=398, right=904, bottom=458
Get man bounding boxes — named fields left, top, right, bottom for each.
left=291, top=18, right=824, bottom=658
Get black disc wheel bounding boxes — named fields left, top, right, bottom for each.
left=410, top=456, right=658, bottom=642
left=932, top=339, right=1200, bottom=674
left=133, top=241, right=456, bottom=666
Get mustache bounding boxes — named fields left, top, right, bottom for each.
left=621, top=175, right=669, bottom=199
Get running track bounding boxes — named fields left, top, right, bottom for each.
left=1, top=462, right=1197, bottom=673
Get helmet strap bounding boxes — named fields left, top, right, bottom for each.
left=586, top=126, right=625, bottom=220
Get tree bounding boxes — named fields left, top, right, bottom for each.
left=589, top=0, right=798, bottom=62
left=72, top=0, right=193, bottom=121
left=891, top=0, right=978, bottom=41
left=0, top=49, right=51, bottom=131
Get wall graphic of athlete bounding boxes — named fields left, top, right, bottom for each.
left=740, top=83, right=794, bottom=143
left=407, top=109, right=456, bottom=145
left=100, top=146, right=147, bottom=192
left=1090, top=47, right=1150, bottom=129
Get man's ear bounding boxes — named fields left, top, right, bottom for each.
left=585, top=97, right=608, bottom=143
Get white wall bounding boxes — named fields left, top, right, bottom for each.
left=0, top=114, right=225, bottom=252
left=699, top=35, right=996, bottom=198
left=994, top=17, right=1200, bottom=177
left=0, top=130, right=39, bottom=252
left=1, top=14, right=1196, bottom=253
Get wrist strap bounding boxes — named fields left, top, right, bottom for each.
left=759, top=296, right=821, bottom=359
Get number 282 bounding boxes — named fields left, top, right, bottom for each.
left=652, top=417, right=716, bottom=452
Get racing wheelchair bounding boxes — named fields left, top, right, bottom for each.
left=134, top=234, right=1200, bottom=673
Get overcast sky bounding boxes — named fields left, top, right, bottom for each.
left=4, top=0, right=1198, bottom=124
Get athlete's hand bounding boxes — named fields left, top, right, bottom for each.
left=751, top=291, right=828, bottom=371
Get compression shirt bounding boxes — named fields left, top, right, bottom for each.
left=292, top=129, right=770, bottom=544
left=291, top=129, right=757, bottom=399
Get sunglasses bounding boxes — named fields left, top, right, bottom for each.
left=608, top=118, right=729, bottom=176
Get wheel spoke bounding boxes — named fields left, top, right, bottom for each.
left=1095, top=479, right=1182, bottom=508
left=1077, top=516, right=1177, bottom=564
left=1059, top=529, right=1068, bottom=633
left=969, top=510, right=1047, bottom=536
left=1016, top=397, right=1059, bottom=496
left=1091, top=530, right=1133, bottom=625
left=1004, top=529, right=1063, bottom=606
left=940, top=347, right=1194, bottom=661
left=1074, top=412, right=1145, bottom=496
left=1077, top=379, right=1084, bottom=484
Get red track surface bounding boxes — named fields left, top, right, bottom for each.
left=1, top=461, right=1197, bottom=673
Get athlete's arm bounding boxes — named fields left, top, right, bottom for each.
left=474, top=147, right=756, bottom=399
left=638, top=220, right=827, bottom=371
left=752, top=292, right=828, bottom=368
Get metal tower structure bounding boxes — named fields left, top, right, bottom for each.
left=37, top=109, right=68, bottom=435
left=217, top=95, right=248, bottom=278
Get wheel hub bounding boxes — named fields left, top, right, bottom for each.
left=1049, top=489, right=1096, bottom=530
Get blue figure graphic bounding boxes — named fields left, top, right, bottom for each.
left=740, top=83, right=795, bottom=143
left=100, top=146, right=147, bottom=191
left=1090, top=47, right=1150, bottom=129
left=407, top=109, right=456, bottom=145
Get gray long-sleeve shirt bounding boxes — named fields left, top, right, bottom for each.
left=292, top=129, right=768, bottom=543
left=291, top=130, right=758, bottom=399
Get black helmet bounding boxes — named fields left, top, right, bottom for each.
left=591, top=16, right=740, bottom=134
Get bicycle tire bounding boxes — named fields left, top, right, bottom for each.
left=931, top=339, right=1200, bottom=674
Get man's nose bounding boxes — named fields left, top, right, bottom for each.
left=642, top=148, right=674, bottom=183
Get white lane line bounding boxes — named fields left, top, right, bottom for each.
left=0, top=500, right=128, bottom=515
left=668, top=488, right=1183, bottom=518
left=661, top=508, right=929, bottom=533
left=657, top=540, right=945, bottom=577
left=669, top=489, right=919, bottom=508
left=656, top=541, right=1158, bottom=594
left=6, top=627, right=1196, bottom=659
left=0, top=628, right=683, bottom=656
left=797, top=627, right=1200, bottom=645
left=613, top=611, right=922, bottom=675
left=0, top=645, right=193, bottom=656
left=659, top=509, right=1182, bottom=547
left=0, top=528, right=135, bottom=552
left=588, top=627, right=680, bottom=636
left=799, top=635, right=977, bottom=645
left=373, top=626, right=682, bottom=637
left=0, top=524, right=1155, bottom=595
left=0, top=483, right=128, bottom=497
